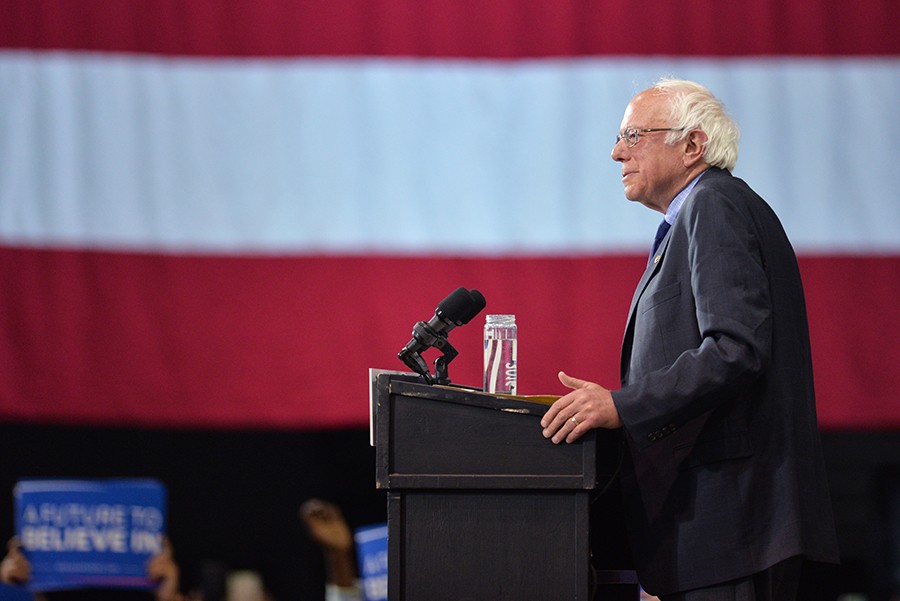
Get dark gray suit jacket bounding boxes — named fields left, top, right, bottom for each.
left=611, top=168, right=839, bottom=596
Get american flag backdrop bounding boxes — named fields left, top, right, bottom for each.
left=1, top=0, right=898, bottom=431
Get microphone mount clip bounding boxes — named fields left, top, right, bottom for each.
left=398, top=320, right=459, bottom=385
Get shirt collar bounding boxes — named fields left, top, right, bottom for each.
left=665, top=169, right=708, bottom=225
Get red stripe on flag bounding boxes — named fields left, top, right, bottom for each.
left=3, top=0, right=898, bottom=58
left=1, top=247, right=897, bottom=430
left=800, top=256, right=900, bottom=430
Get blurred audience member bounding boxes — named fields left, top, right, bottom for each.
left=224, top=570, right=271, bottom=601
left=0, top=535, right=183, bottom=601
left=0, top=537, right=30, bottom=587
left=299, top=499, right=363, bottom=601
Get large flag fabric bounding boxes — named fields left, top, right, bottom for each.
left=1, top=0, right=898, bottom=430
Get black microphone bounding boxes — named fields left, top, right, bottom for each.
left=398, top=287, right=486, bottom=383
left=401, top=287, right=486, bottom=356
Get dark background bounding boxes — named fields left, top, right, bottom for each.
left=1, top=425, right=897, bottom=600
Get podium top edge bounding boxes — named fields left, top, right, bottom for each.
left=385, top=376, right=557, bottom=416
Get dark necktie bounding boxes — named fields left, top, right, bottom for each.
left=649, top=219, right=671, bottom=263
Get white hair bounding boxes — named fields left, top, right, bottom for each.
left=653, top=78, right=740, bottom=172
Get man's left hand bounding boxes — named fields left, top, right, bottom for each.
left=540, top=371, right=623, bottom=443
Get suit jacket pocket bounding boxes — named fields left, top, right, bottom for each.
left=640, top=281, right=682, bottom=313
left=677, top=432, right=753, bottom=471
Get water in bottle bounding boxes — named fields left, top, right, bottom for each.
left=484, top=314, right=517, bottom=394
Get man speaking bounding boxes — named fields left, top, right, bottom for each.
left=540, top=79, right=839, bottom=600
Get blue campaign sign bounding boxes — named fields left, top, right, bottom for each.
left=13, top=479, right=167, bottom=592
left=0, top=583, right=34, bottom=601
left=353, top=523, right=387, bottom=601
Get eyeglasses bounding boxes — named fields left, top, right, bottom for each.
left=615, top=127, right=684, bottom=147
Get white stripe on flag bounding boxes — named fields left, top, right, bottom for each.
left=1, top=51, right=898, bottom=254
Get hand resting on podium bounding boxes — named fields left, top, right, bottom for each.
left=540, top=371, right=622, bottom=444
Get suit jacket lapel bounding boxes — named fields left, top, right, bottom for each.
left=620, top=256, right=661, bottom=381
left=619, top=226, right=674, bottom=381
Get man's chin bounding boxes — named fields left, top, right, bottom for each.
left=621, top=183, right=640, bottom=201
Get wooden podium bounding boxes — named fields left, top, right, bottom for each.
left=373, top=373, right=637, bottom=601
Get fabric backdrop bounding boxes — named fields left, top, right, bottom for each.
left=1, top=0, right=898, bottom=430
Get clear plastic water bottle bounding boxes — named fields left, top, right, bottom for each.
left=483, top=314, right=517, bottom=394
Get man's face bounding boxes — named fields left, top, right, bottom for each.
left=611, top=90, right=690, bottom=213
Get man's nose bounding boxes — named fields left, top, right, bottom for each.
left=611, top=139, right=626, bottom=162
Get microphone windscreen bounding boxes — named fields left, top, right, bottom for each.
left=460, top=289, right=486, bottom=324
left=436, top=287, right=478, bottom=325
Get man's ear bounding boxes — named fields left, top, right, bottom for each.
left=682, top=129, right=708, bottom=168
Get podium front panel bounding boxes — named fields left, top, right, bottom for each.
left=388, top=490, right=591, bottom=601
